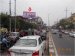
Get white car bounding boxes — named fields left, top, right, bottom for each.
left=52, top=29, right=58, bottom=34
left=8, top=35, right=46, bottom=56
left=69, top=32, right=73, bottom=37
left=64, top=31, right=69, bottom=34
left=70, top=32, right=75, bottom=38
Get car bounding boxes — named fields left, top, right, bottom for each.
left=8, top=35, right=46, bottom=56
left=69, top=32, right=73, bottom=37
left=69, top=32, right=75, bottom=38
left=64, top=31, right=69, bottom=34
left=9, top=32, right=20, bottom=42
left=52, top=29, right=58, bottom=34
left=61, top=30, right=65, bottom=33
left=40, top=32, right=47, bottom=40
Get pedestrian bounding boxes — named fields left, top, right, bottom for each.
left=2, top=37, right=9, bottom=48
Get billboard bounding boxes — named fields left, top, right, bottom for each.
left=23, top=11, right=36, bottom=18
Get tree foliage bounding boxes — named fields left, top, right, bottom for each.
left=0, top=13, right=37, bottom=31
left=58, top=18, right=74, bottom=29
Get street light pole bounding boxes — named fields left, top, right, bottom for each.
left=14, top=0, right=16, bottom=32
left=0, top=13, right=1, bottom=35
left=9, top=0, right=11, bottom=32
left=0, top=1, right=2, bottom=35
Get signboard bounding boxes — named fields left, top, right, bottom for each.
left=23, top=11, right=36, bottom=18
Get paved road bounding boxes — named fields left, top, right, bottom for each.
left=0, top=32, right=49, bottom=56
left=51, top=32, right=75, bottom=56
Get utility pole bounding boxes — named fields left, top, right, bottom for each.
left=65, top=8, right=68, bottom=18
left=14, top=0, right=16, bottom=32
left=0, top=0, right=2, bottom=35
left=65, top=8, right=70, bottom=18
left=0, top=13, right=1, bottom=35
left=9, top=0, right=11, bottom=32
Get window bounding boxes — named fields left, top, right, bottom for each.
left=15, top=39, right=37, bottom=47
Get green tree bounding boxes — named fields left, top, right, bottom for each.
left=0, top=13, right=38, bottom=31
left=0, top=13, right=10, bottom=29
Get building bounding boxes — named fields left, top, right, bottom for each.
left=71, top=13, right=75, bottom=21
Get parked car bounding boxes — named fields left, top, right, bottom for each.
left=9, top=32, right=20, bottom=43
left=8, top=35, right=46, bottom=56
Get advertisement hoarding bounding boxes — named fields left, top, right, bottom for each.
left=23, top=11, right=36, bottom=18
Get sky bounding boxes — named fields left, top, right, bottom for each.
left=0, top=0, right=75, bottom=26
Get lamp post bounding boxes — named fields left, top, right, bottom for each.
left=14, top=0, right=16, bottom=32
left=9, top=0, right=11, bottom=32
left=0, top=13, right=1, bottom=35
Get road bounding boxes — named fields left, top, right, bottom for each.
left=1, top=31, right=74, bottom=56
left=51, top=31, right=75, bottom=56
left=0, top=32, right=49, bottom=56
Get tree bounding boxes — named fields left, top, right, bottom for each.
left=0, top=13, right=10, bottom=29
left=0, top=13, right=38, bottom=31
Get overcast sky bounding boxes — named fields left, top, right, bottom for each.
left=0, top=0, right=75, bottom=26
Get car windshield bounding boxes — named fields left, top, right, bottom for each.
left=15, top=39, right=37, bottom=47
